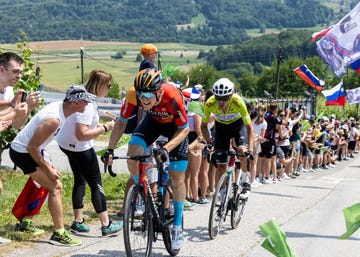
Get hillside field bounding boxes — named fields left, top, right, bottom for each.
left=0, top=40, right=214, bottom=92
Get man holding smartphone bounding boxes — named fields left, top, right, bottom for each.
left=0, top=52, right=41, bottom=129
left=0, top=52, right=41, bottom=245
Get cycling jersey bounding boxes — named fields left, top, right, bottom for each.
left=119, top=84, right=188, bottom=128
left=203, top=94, right=251, bottom=125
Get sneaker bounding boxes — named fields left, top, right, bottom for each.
left=171, top=226, right=184, bottom=250
left=71, top=220, right=90, bottom=233
left=282, top=173, right=291, bottom=180
left=101, top=220, right=123, bottom=236
left=184, top=199, right=196, bottom=209
left=250, top=181, right=259, bottom=188
left=0, top=236, right=11, bottom=245
left=262, top=177, right=272, bottom=184
left=49, top=230, right=82, bottom=246
left=329, top=163, right=335, bottom=168
left=350, top=154, right=355, bottom=158
left=18, top=218, right=45, bottom=236
left=198, top=197, right=210, bottom=204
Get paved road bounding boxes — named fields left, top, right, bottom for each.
left=4, top=149, right=360, bottom=257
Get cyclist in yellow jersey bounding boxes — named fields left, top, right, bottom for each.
left=201, top=78, right=254, bottom=194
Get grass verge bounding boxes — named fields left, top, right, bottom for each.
left=0, top=168, right=129, bottom=252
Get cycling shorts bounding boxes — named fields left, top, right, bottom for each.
left=129, top=115, right=189, bottom=162
left=214, top=118, right=248, bottom=152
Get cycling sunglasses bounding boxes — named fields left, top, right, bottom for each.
left=215, top=95, right=230, bottom=102
left=136, top=91, right=155, bottom=99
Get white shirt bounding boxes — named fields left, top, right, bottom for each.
left=252, top=119, right=267, bottom=137
left=57, top=102, right=98, bottom=151
left=0, top=87, right=14, bottom=101
left=11, top=101, right=65, bottom=153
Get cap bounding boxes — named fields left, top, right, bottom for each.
left=322, top=116, right=329, bottom=122
left=330, top=114, right=336, bottom=119
left=335, top=120, right=340, bottom=125
left=64, top=85, right=95, bottom=103
left=342, top=124, right=349, bottom=130
left=140, top=44, right=158, bottom=55
left=182, top=87, right=201, bottom=100
left=350, top=117, right=355, bottom=121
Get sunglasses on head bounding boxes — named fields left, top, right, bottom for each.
left=136, top=91, right=155, bottom=99
left=215, top=95, right=230, bottom=102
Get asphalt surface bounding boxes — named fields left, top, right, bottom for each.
left=3, top=143, right=360, bottom=257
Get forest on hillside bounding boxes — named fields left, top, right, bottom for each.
left=0, top=0, right=352, bottom=45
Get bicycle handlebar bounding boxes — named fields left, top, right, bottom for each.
left=104, top=154, right=154, bottom=177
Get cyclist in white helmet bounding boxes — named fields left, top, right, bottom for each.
left=201, top=78, right=254, bottom=196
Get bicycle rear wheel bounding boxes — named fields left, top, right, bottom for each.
left=123, top=185, right=153, bottom=257
left=208, top=172, right=229, bottom=239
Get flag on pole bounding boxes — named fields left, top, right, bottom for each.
left=293, top=64, right=325, bottom=91
left=321, top=81, right=346, bottom=106
left=311, top=25, right=334, bottom=42
left=316, top=2, right=360, bottom=78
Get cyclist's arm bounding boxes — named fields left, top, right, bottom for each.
left=108, top=119, right=127, bottom=149
left=163, top=126, right=189, bottom=153
left=246, top=123, right=254, bottom=152
left=201, top=121, right=211, bottom=143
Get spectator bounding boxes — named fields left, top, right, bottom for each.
left=9, top=85, right=94, bottom=246
left=0, top=52, right=41, bottom=245
left=139, top=44, right=158, bottom=71
left=56, top=70, right=122, bottom=236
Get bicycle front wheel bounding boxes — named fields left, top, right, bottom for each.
left=230, top=193, right=247, bottom=229
left=208, top=172, right=229, bottom=239
left=123, top=184, right=153, bottom=257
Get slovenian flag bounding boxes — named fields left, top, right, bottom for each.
left=321, top=81, right=346, bottom=106
left=293, top=64, right=325, bottom=91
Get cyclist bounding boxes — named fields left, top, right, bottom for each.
left=200, top=78, right=254, bottom=194
left=103, top=68, right=189, bottom=250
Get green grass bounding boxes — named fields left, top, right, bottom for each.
left=0, top=169, right=129, bottom=252
left=31, top=42, right=214, bottom=92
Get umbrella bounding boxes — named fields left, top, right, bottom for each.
left=259, top=219, right=298, bottom=257
left=339, top=203, right=360, bottom=239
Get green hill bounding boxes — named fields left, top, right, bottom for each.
left=0, top=0, right=354, bottom=45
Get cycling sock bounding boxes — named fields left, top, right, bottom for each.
left=131, top=175, right=139, bottom=184
left=173, top=200, right=184, bottom=227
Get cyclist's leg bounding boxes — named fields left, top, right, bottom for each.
left=213, top=121, right=231, bottom=184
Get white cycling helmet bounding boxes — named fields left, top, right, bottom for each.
left=212, top=78, right=234, bottom=97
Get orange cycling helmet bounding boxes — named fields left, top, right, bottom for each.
left=134, top=68, right=162, bottom=92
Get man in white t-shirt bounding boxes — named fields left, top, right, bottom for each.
left=10, top=85, right=94, bottom=246
left=0, top=52, right=42, bottom=129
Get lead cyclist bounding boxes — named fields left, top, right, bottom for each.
left=200, top=78, right=254, bottom=194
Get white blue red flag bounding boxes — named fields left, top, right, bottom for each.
left=311, top=25, right=334, bottom=42
left=321, top=81, right=346, bottom=106
left=293, top=64, right=325, bottom=91
left=316, top=2, right=360, bottom=78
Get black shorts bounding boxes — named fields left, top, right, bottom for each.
left=259, top=140, right=276, bottom=159
left=10, top=148, right=38, bottom=175
left=132, top=114, right=189, bottom=161
left=214, top=119, right=248, bottom=151
left=348, top=141, right=356, bottom=150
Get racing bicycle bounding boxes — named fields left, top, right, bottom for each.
left=106, top=150, right=181, bottom=257
left=208, top=150, right=248, bottom=239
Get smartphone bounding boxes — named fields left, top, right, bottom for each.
left=21, top=92, right=27, bottom=102
left=298, top=104, right=302, bottom=111
left=284, top=102, right=288, bottom=109
left=37, top=84, right=44, bottom=92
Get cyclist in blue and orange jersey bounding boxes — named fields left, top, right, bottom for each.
left=201, top=78, right=254, bottom=194
left=103, top=68, right=189, bottom=250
